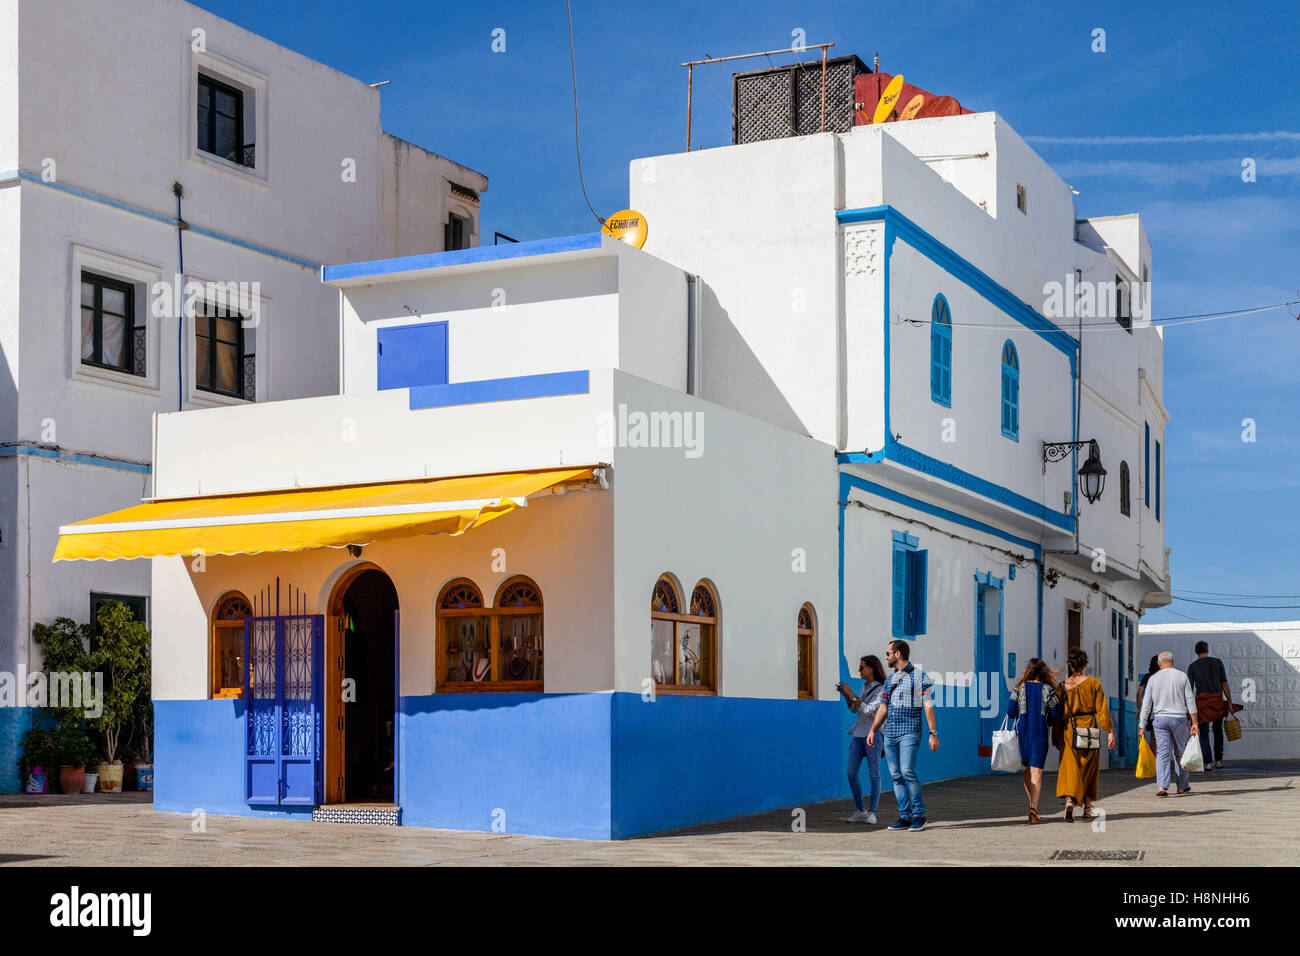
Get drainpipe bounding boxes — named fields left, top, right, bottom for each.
left=173, top=181, right=187, bottom=412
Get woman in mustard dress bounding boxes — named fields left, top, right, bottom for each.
left=1055, top=647, right=1115, bottom=821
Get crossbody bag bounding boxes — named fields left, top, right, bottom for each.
left=1065, top=683, right=1101, bottom=751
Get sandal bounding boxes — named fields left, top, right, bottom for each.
left=1156, top=789, right=1168, bottom=797
left=1028, top=807, right=1042, bottom=824
left=1064, top=803, right=1074, bottom=822
left=1082, top=806, right=1095, bottom=820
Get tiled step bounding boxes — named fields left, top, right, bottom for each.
left=312, top=805, right=401, bottom=826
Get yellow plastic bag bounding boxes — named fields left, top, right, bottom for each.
left=1135, top=736, right=1156, bottom=779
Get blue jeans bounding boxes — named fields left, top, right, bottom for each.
left=1154, top=715, right=1191, bottom=792
left=883, top=731, right=925, bottom=819
left=848, top=735, right=882, bottom=813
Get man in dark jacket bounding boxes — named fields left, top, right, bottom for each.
left=1187, top=641, right=1232, bottom=770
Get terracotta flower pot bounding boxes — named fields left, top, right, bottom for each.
left=96, top=761, right=124, bottom=793
left=58, top=766, right=86, bottom=795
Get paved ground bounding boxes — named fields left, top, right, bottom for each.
left=1, top=760, right=1295, bottom=866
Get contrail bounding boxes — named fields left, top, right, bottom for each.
left=1026, top=131, right=1300, bottom=145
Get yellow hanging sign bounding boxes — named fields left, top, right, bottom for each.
left=602, top=209, right=648, bottom=249
left=872, top=74, right=906, bottom=124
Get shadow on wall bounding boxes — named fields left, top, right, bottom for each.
left=700, top=284, right=810, bottom=436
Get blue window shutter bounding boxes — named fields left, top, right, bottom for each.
left=906, top=549, right=928, bottom=635
left=892, top=545, right=907, bottom=637
left=1144, top=422, right=1150, bottom=507
left=377, top=321, right=449, bottom=391
left=930, top=297, right=952, bottom=406
left=1155, top=440, right=1161, bottom=521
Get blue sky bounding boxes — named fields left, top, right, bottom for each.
left=193, top=0, right=1299, bottom=624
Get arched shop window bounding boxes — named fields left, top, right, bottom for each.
left=437, top=577, right=545, bottom=691
left=650, top=575, right=718, bottom=693
left=210, top=591, right=251, bottom=698
left=493, top=577, right=544, bottom=685
left=797, top=604, right=816, bottom=699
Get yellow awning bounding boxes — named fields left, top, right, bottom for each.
left=54, top=467, right=595, bottom=562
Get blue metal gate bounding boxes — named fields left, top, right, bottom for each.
left=244, top=614, right=324, bottom=806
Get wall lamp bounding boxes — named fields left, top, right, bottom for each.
left=1042, top=438, right=1107, bottom=504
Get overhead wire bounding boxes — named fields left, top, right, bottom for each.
left=564, top=0, right=604, bottom=227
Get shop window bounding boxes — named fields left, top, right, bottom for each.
left=436, top=578, right=544, bottom=691
left=797, top=604, right=816, bottom=699
left=210, top=591, right=251, bottom=698
left=650, top=576, right=717, bottom=694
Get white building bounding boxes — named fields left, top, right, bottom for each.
left=55, top=68, right=1172, bottom=836
left=1141, top=621, right=1300, bottom=760
left=1, top=0, right=486, bottom=790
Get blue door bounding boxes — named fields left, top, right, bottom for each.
left=244, top=615, right=324, bottom=806
left=377, top=321, right=448, bottom=391
left=975, top=586, right=1003, bottom=751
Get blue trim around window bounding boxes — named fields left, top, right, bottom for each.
left=1000, top=340, right=1019, bottom=441
left=930, top=294, right=952, bottom=407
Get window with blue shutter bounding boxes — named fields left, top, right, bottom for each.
left=891, top=545, right=907, bottom=637
left=1155, top=440, right=1161, bottom=521
left=377, top=320, right=449, bottom=391
left=1144, top=422, right=1150, bottom=508
left=891, top=532, right=925, bottom=637
left=1000, top=340, right=1019, bottom=441
left=930, top=295, right=952, bottom=407
left=906, top=549, right=928, bottom=635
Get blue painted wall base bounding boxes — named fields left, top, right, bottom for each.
left=155, top=690, right=1013, bottom=838
left=0, top=707, right=36, bottom=793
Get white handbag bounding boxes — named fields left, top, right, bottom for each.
left=1180, top=732, right=1205, bottom=772
left=991, top=716, right=1022, bottom=773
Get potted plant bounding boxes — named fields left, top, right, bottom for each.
left=18, top=727, right=58, bottom=794
left=87, top=601, right=150, bottom=793
left=55, top=722, right=95, bottom=795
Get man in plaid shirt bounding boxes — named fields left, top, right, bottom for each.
left=867, top=639, right=940, bottom=831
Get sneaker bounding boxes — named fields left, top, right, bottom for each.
left=887, top=817, right=912, bottom=830
left=909, top=816, right=927, bottom=831
left=846, top=810, right=867, bottom=823
left=866, top=812, right=877, bottom=825
left=1215, top=760, right=1224, bottom=769
left=1203, top=764, right=1214, bottom=773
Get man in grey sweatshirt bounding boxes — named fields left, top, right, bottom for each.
left=1139, top=651, right=1200, bottom=795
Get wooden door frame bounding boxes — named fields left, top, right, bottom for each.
left=325, top=562, right=398, bottom=806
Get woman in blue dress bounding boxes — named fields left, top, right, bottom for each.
left=1006, top=658, right=1062, bottom=824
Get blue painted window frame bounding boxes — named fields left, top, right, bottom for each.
left=930, top=295, right=952, bottom=407
left=1000, top=340, right=1019, bottom=441
left=891, top=531, right=927, bottom=638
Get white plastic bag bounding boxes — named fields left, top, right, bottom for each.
left=1180, top=731, right=1204, bottom=772
left=991, top=716, right=1022, bottom=773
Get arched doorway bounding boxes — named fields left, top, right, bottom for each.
left=326, top=566, right=399, bottom=806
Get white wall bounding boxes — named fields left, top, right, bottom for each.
left=609, top=374, right=839, bottom=699
left=151, top=485, right=614, bottom=700
left=1141, top=622, right=1300, bottom=760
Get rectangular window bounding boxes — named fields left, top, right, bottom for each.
left=90, top=592, right=147, bottom=633
left=1155, top=439, right=1161, bottom=521
left=1144, top=422, right=1150, bottom=508
left=1016, top=182, right=1027, bottom=214
left=445, top=213, right=469, bottom=251
left=80, top=272, right=143, bottom=375
left=195, top=299, right=252, bottom=400
left=1115, top=273, right=1132, bottom=332
left=891, top=533, right=927, bottom=638
left=198, top=73, right=252, bottom=167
